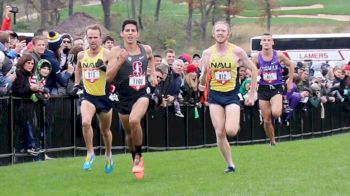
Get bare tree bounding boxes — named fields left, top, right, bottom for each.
left=0, top=0, right=4, bottom=25
left=199, top=0, right=215, bottom=41
left=154, top=0, right=161, bottom=22
left=40, top=0, right=48, bottom=28
left=186, top=0, right=194, bottom=41
left=101, top=0, right=111, bottom=30
left=256, top=0, right=279, bottom=32
left=138, top=0, right=144, bottom=30
left=68, top=0, right=74, bottom=16
left=224, top=0, right=242, bottom=26
left=131, top=0, right=136, bottom=19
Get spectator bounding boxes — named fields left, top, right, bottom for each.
left=12, top=53, right=43, bottom=155
left=182, top=64, right=200, bottom=106
left=102, top=35, right=115, bottom=51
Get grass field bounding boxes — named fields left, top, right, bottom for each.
left=0, top=133, right=349, bottom=195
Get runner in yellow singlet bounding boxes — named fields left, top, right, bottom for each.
left=199, top=21, right=258, bottom=173
left=74, top=24, right=114, bottom=174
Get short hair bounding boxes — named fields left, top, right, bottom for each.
left=212, top=20, right=230, bottom=35
left=262, top=32, right=272, bottom=37
left=31, top=35, right=46, bottom=45
left=154, top=54, right=162, bottom=59
left=34, top=28, right=48, bottom=36
left=86, top=24, right=102, bottom=37
left=103, top=35, right=115, bottom=44
left=165, top=49, right=175, bottom=55
left=122, top=19, right=138, bottom=32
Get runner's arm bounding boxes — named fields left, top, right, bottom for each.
left=144, top=44, right=157, bottom=85
left=237, top=49, right=258, bottom=94
left=199, top=50, right=210, bottom=86
left=106, top=46, right=126, bottom=82
left=74, top=51, right=84, bottom=85
left=278, top=51, right=294, bottom=91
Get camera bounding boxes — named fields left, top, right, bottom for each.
left=9, top=6, right=18, bottom=13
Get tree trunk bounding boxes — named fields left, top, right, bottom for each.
left=154, top=0, right=161, bottom=22
left=131, top=0, right=136, bottom=19
left=40, top=0, right=48, bottom=28
left=186, top=0, right=194, bottom=41
left=25, top=0, right=30, bottom=22
left=68, top=0, right=74, bottom=16
left=101, top=0, right=111, bottom=30
left=265, top=0, right=271, bottom=32
left=0, top=0, right=4, bottom=26
left=200, top=0, right=214, bottom=41
left=226, top=0, right=232, bottom=26
left=138, top=0, right=144, bottom=30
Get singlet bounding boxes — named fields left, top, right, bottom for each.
left=81, top=48, right=107, bottom=96
left=114, top=43, right=148, bottom=97
left=258, top=50, right=283, bottom=86
left=208, top=43, right=238, bottom=92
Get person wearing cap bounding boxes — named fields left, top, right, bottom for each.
left=182, top=64, right=200, bottom=106
left=192, top=53, right=201, bottom=65
left=199, top=21, right=258, bottom=173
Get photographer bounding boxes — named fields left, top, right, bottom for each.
left=1, top=5, right=18, bottom=31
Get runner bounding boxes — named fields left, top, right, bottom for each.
left=106, top=19, right=157, bottom=180
left=251, top=33, right=294, bottom=145
left=199, top=20, right=258, bottom=173
left=74, top=24, right=114, bottom=174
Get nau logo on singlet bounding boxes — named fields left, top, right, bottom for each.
left=82, top=62, right=100, bottom=83
left=210, top=62, right=232, bottom=85
left=129, top=61, right=145, bottom=91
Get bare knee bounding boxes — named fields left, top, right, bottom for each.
left=129, top=117, right=140, bottom=129
left=82, top=120, right=92, bottom=131
left=272, top=111, right=282, bottom=118
left=215, top=129, right=226, bottom=140
left=226, top=126, right=239, bottom=137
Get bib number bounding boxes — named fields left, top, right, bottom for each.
left=214, top=71, right=231, bottom=84
left=129, top=74, right=146, bottom=91
left=84, top=69, right=100, bottom=83
left=262, top=72, right=277, bottom=83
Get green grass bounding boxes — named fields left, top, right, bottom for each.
left=0, top=133, right=349, bottom=195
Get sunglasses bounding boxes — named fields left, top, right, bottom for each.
left=63, top=40, right=71, bottom=44
left=156, top=76, right=163, bottom=80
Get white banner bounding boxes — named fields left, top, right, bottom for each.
left=286, top=50, right=344, bottom=61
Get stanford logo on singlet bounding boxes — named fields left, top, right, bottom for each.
left=129, top=61, right=146, bottom=91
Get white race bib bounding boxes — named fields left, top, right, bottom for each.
left=214, top=71, right=231, bottom=84
left=129, top=74, right=146, bottom=91
left=84, top=69, right=100, bottom=83
left=262, top=72, right=277, bottom=82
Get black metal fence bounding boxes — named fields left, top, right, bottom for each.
left=0, top=96, right=349, bottom=166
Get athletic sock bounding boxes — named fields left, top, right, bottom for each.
left=135, top=145, right=142, bottom=157
left=131, top=151, right=136, bottom=160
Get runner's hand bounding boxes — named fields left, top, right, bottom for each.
left=117, top=49, right=128, bottom=65
left=244, top=92, right=255, bottom=106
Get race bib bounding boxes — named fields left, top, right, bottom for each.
left=129, top=74, right=146, bottom=91
left=262, top=72, right=277, bottom=83
left=84, top=68, right=100, bottom=83
left=214, top=70, right=231, bottom=84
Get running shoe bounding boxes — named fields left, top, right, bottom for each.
left=83, top=154, right=96, bottom=171
left=104, top=159, right=114, bottom=174
left=132, top=155, right=144, bottom=180
left=224, top=166, right=236, bottom=173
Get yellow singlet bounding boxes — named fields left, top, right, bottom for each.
left=81, top=48, right=107, bottom=96
left=208, top=43, right=237, bottom=92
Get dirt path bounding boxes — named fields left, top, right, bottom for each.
left=238, top=4, right=350, bottom=22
